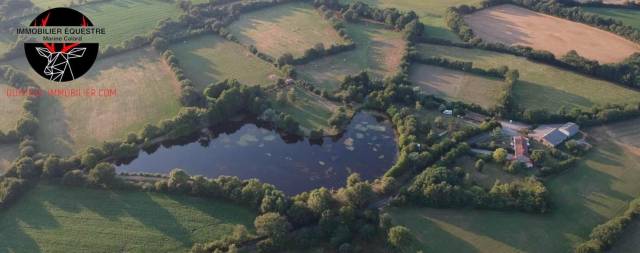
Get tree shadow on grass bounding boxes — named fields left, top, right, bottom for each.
left=46, top=186, right=194, bottom=247
left=36, top=95, right=74, bottom=157
left=513, top=80, right=594, bottom=110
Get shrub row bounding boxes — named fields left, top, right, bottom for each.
left=575, top=198, right=640, bottom=253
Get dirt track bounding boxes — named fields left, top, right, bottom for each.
left=464, top=4, right=640, bottom=63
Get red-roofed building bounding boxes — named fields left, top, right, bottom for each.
left=513, top=136, right=533, bottom=168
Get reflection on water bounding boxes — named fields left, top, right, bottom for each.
left=117, top=112, right=397, bottom=194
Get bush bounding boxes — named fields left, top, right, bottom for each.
left=88, top=163, right=116, bottom=187
left=62, top=170, right=87, bottom=187
left=387, top=226, right=412, bottom=249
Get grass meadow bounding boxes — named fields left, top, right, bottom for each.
left=584, top=7, right=640, bottom=30
left=0, top=0, right=183, bottom=55
left=416, top=43, right=640, bottom=111
left=0, top=144, right=18, bottom=175
left=409, top=64, right=506, bottom=109
left=170, top=34, right=280, bottom=90
left=76, top=0, right=183, bottom=48
left=271, top=86, right=339, bottom=134
left=0, top=183, right=256, bottom=253
left=297, top=21, right=404, bottom=91
left=228, top=2, right=346, bottom=58
left=0, top=83, right=24, bottom=132
left=389, top=124, right=640, bottom=252
left=340, top=0, right=485, bottom=41
left=7, top=48, right=182, bottom=157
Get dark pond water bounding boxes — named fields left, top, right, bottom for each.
left=117, top=112, right=397, bottom=194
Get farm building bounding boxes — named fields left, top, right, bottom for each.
left=559, top=122, right=579, bottom=137
left=513, top=136, right=533, bottom=167
left=540, top=122, right=580, bottom=147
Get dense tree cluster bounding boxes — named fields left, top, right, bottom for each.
left=402, top=166, right=550, bottom=213
left=340, top=2, right=419, bottom=31
left=0, top=176, right=27, bottom=209
left=575, top=197, right=640, bottom=253
left=531, top=148, right=578, bottom=177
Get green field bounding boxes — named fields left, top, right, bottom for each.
left=77, top=0, right=183, bottom=48
left=0, top=83, right=24, bottom=132
left=0, top=183, right=256, bottom=252
left=0, top=144, right=18, bottom=175
left=7, top=48, right=182, bottom=157
left=0, top=0, right=182, bottom=56
left=297, top=21, right=405, bottom=91
left=584, top=7, right=640, bottom=30
left=416, top=43, right=640, bottom=111
left=340, top=0, right=484, bottom=41
left=454, top=156, right=527, bottom=189
left=271, top=86, right=338, bottom=134
left=30, top=0, right=72, bottom=9
left=170, top=34, right=279, bottom=89
left=409, top=64, right=507, bottom=109
left=228, top=2, right=346, bottom=58
left=389, top=125, right=640, bottom=252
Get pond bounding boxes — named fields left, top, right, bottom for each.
left=117, top=112, right=398, bottom=194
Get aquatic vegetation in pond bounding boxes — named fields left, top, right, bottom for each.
left=117, top=112, right=398, bottom=194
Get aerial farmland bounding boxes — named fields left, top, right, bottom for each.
left=1, top=0, right=640, bottom=252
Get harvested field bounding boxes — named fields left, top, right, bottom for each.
left=0, top=144, right=18, bottom=175
left=0, top=83, right=24, bottom=132
left=7, top=48, right=182, bottom=157
left=170, top=34, right=279, bottom=89
left=409, top=64, right=507, bottom=109
left=464, top=4, right=640, bottom=63
left=297, top=21, right=405, bottom=91
left=417, top=43, right=640, bottom=111
left=228, top=2, right=346, bottom=58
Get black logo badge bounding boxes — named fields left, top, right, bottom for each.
left=23, top=8, right=99, bottom=82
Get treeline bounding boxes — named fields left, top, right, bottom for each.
left=559, top=0, right=640, bottom=9
left=188, top=172, right=396, bottom=252
left=514, top=102, right=640, bottom=126
left=161, top=49, right=205, bottom=107
left=340, top=1, right=419, bottom=31
left=444, top=1, right=640, bottom=89
left=401, top=166, right=550, bottom=213
left=575, top=197, right=640, bottom=253
left=274, top=3, right=357, bottom=66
